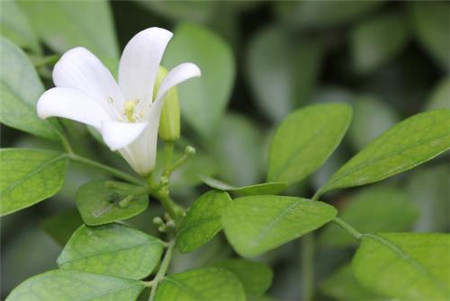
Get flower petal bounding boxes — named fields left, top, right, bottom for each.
left=53, top=47, right=123, bottom=119
left=101, top=120, right=148, bottom=151
left=37, top=87, right=111, bottom=129
left=118, top=27, right=173, bottom=106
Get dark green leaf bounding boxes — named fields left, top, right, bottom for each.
left=222, top=196, right=337, bottom=256
left=0, top=148, right=68, bottom=216
left=155, top=267, right=245, bottom=301
left=41, top=210, right=83, bottom=246
left=6, top=270, right=145, bottom=301
left=353, top=233, right=450, bottom=299
left=75, top=180, right=148, bottom=226
left=57, top=223, right=164, bottom=279
left=201, top=176, right=287, bottom=196
left=268, top=103, right=352, bottom=184
left=177, top=190, right=231, bottom=253
left=317, top=109, right=450, bottom=196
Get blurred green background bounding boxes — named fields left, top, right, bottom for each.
left=1, top=1, right=449, bottom=300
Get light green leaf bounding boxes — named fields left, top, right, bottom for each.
left=426, top=78, right=450, bottom=111
left=222, top=196, right=337, bottom=257
left=320, top=264, right=382, bottom=300
left=317, top=109, right=450, bottom=196
left=0, top=148, right=68, bottom=216
left=0, top=0, right=41, bottom=54
left=136, top=1, right=216, bottom=23
left=18, top=0, right=118, bottom=58
left=352, top=12, right=409, bottom=74
left=75, top=180, right=148, bottom=226
left=320, top=186, right=418, bottom=247
left=212, top=259, right=273, bottom=296
left=41, top=210, right=83, bottom=246
left=349, top=96, right=399, bottom=150
left=0, top=37, right=60, bottom=140
left=155, top=267, right=246, bottom=301
left=177, top=190, right=231, bottom=253
left=57, top=223, right=164, bottom=279
left=408, top=2, right=450, bottom=70
left=163, top=23, right=234, bottom=139
left=246, top=27, right=323, bottom=122
left=353, top=233, right=450, bottom=299
left=268, top=103, right=352, bottom=184
left=201, top=176, right=287, bottom=196
left=6, top=270, right=145, bottom=301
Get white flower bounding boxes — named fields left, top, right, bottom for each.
left=37, top=27, right=201, bottom=175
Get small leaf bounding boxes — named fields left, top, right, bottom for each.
left=268, top=103, right=352, bottom=184
left=163, top=23, right=235, bottom=139
left=155, top=267, right=246, bottom=301
left=317, top=109, right=450, bottom=196
left=6, top=270, right=145, bottom=301
left=0, top=38, right=60, bottom=140
left=320, top=186, right=418, bottom=247
left=57, top=223, right=164, bottom=279
left=201, top=176, right=287, bottom=196
left=75, top=180, right=148, bottom=226
left=352, top=12, right=409, bottom=74
left=41, top=210, right=83, bottom=246
left=212, top=259, right=273, bottom=296
left=353, top=233, right=450, bottom=299
left=0, top=148, right=68, bottom=216
left=222, top=195, right=337, bottom=257
left=177, top=190, right=231, bottom=253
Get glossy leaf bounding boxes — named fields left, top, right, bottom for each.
left=19, top=0, right=118, bottom=58
left=177, top=190, right=231, bottom=253
left=155, top=267, right=246, bottom=301
left=41, top=210, right=83, bottom=246
left=317, top=109, right=450, bottom=196
left=352, top=12, right=409, bottom=74
left=6, top=270, right=145, bottom=301
left=0, top=38, right=60, bottom=140
left=353, top=233, right=450, bottom=299
left=75, top=180, right=148, bottom=226
left=57, top=223, right=164, bottom=279
left=0, top=149, right=68, bottom=216
left=320, top=186, right=418, bottom=247
left=222, top=196, right=337, bottom=257
left=268, top=103, right=352, bottom=184
left=212, top=259, right=273, bottom=296
left=201, top=176, right=287, bottom=196
left=163, top=23, right=234, bottom=139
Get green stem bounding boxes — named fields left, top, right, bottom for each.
left=68, top=154, right=144, bottom=185
left=146, top=176, right=184, bottom=221
left=149, top=240, right=175, bottom=301
left=163, top=142, right=174, bottom=178
left=301, top=233, right=315, bottom=301
left=332, top=217, right=362, bottom=240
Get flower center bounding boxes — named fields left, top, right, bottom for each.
left=124, top=100, right=138, bottom=122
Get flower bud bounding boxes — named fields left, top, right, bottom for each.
left=154, top=66, right=180, bottom=142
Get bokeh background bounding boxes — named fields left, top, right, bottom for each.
left=1, top=1, right=449, bottom=300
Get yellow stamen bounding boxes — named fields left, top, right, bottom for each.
left=124, top=100, right=137, bottom=122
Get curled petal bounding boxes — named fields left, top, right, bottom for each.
left=37, top=87, right=111, bottom=129
left=101, top=120, right=148, bottom=151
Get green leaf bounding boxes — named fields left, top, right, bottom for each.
left=163, top=23, right=234, bottom=139
left=155, top=267, right=246, bottom=301
left=349, top=96, right=399, bottom=150
left=57, top=223, right=164, bottom=279
left=320, top=264, right=381, bottom=300
left=6, top=270, right=145, bottom=301
left=136, top=1, right=217, bottom=23
left=268, top=103, right=352, bottom=184
left=352, top=12, right=409, bottom=74
left=222, top=196, right=337, bottom=257
left=0, top=0, right=41, bottom=54
left=41, top=210, right=83, bottom=246
left=426, top=78, right=450, bottom=111
left=177, top=190, right=231, bottom=253
left=246, top=27, right=323, bottom=122
left=318, top=109, right=450, bottom=196
left=0, top=37, right=60, bottom=140
left=353, top=233, right=450, bottom=299
left=201, top=176, right=287, bottom=196
left=408, top=2, right=450, bottom=70
left=320, top=186, right=418, bottom=247
left=0, top=148, right=68, bottom=216
left=75, top=180, right=148, bottom=226
left=212, top=259, right=273, bottom=296
left=18, top=0, right=118, bottom=58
